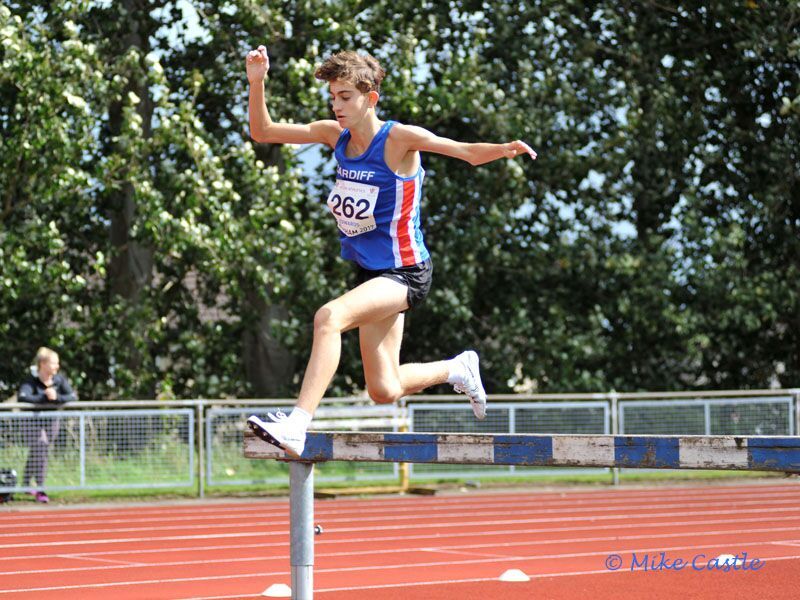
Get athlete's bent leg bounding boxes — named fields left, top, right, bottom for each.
left=360, top=311, right=487, bottom=418
left=360, top=313, right=449, bottom=404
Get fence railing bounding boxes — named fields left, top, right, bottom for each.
left=0, top=389, right=797, bottom=497
left=0, top=408, right=194, bottom=494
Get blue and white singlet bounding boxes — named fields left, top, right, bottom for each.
left=327, top=120, right=430, bottom=270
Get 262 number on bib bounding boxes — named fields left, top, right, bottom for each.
left=326, top=179, right=378, bottom=237
left=329, top=195, right=371, bottom=220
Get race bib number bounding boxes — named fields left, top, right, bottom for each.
left=326, top=179, right=378, bottom=237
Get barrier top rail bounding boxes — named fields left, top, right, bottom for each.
left=245, top=431, right=800, bottom=472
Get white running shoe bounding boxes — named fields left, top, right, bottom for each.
left=247, top=413, right=306, bottom=458
left=452, top=350, right=487, bottom=420
left=267, top=410, right=288, bottom=423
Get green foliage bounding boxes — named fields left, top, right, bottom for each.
left=1, top=1, right=798, bottom=399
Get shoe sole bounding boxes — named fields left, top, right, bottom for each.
left=247, top=418, right=302, bottom=459
left=470, top=398, right=487, bottom=420
left=464, top=351, right=487, bottom=420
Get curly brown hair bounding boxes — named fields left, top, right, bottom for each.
left=314, top=51, right=386, bottom=93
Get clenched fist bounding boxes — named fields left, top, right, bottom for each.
left=246, top=45, right=270, bottom=83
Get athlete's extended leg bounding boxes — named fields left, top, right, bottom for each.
left=248, top=276, right=409, bottom=456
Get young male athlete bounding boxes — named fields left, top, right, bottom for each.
left=245, top=46, right=536, bottom=457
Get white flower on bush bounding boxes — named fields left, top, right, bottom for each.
left=63, top=91, right=87, bottom=109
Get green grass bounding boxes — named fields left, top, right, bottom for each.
left=0, top=437, right=193, bottom=488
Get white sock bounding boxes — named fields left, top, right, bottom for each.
left=288, top=407, right=312, bottom=430
left=446, top=355, right=466, bottom=385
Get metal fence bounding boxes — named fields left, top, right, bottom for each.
left=0, top=408, right=194, bottom=494
left=619, top=396, right=794, bottom=436
left=0, top=389, right=797, bottom=497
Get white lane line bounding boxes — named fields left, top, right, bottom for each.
left=315, top=576, right=502, bottom=596
left=5, top=486, right=800, bottom=527
left=179, top=595, right=262, bottom=599
left=4, top=482, right=799, bottom=523
left=6, top=491, right=800, bottom=531
left=58, top=555, right=147, bottom=566
left=312, top=553, right=800, bottom=594
left=3, top=528, right=800, bottom=577
left=3, top=509, right=800, bottom=552
left=6, top=520, right=800, bottom=563
left=6, top=484, right=800, bottom=525
left=286, top=482, right=800, bottom=508
left=0, top=556, right=276, bottom=575
left=5, top=500, right=800, bottom=540
left=0, top=572, right=277, bottom=594
left=418, top=548, right=512, bottom=559
left=0, top=531, right=274, bottom=550
left=3, top=550, right=799, bottom=595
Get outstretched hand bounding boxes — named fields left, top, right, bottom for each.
left=246, top=45, right=270, bottom=83
left=504, top=140, right=537, bottom=161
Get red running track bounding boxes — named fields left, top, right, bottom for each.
left=1, top=481, right=799, bottom=599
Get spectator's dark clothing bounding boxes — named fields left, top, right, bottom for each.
left=18, top=374, right=76, bottom=407
left=18, top=374, right=76, bottom=488
left=21, top=418, right=60, bottom=488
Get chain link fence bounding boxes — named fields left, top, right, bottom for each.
left=0, top=409, right=194, bottom=495
left=619, top=396, right=794, bottom=436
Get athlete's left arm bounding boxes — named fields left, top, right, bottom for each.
left=394, top=124, right=537, bottom=166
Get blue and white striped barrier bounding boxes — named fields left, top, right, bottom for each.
left=244, top=431, right=800, bottom=600
left=245, top=432, right=800, bottom=472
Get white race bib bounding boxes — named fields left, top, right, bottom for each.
left=326, top=179, right=378, bottom=237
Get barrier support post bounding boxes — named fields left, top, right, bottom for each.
left=398, top=422, right=410, bottom=492
left=290, top=461, right=314, bottom=600
left=610, top=392, right=619, bottom=486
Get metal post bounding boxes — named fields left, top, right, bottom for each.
left=290, top=461, right=314, bottom=600
left=508, top=406, right=516, bottom=475
left=398, top=422, right=409, bottom=492
left=79, top=413, right=86, bottom=487
left=610, top=393, right=619, bottom=486
left=196, top=403, right=205, bottom=499
left=793, top=390, right=800, bottom=437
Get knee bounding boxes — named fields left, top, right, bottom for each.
left=367, top=383, right=402, bottom=405
left=313, top=303, right=343, bottom=333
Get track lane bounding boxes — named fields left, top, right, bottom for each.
left=1, top=481, right=798, bottom=598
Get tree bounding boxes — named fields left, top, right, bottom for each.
left=2, top=1, right=797, bottom=399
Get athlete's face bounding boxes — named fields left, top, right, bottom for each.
left=329, top=80, right=377, bottom=127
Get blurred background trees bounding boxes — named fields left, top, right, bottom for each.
left=1, top=1, right=798, bottom=399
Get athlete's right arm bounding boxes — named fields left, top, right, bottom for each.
left=246, top=46, right=341, bottom=147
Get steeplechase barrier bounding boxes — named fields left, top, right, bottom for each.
left=244, top=431, right=800, bottom=600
